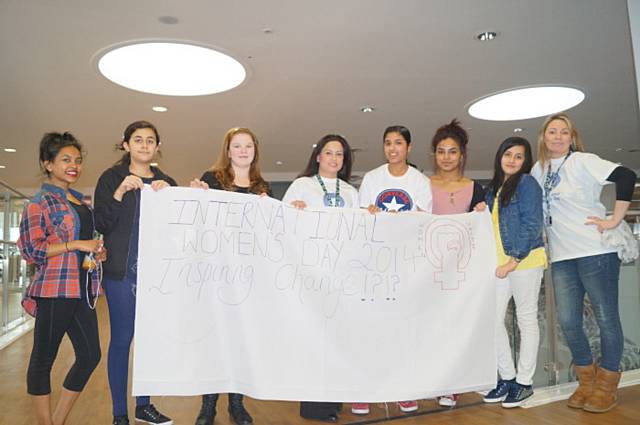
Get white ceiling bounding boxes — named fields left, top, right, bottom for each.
left=1, top=0, right=639, bottom=189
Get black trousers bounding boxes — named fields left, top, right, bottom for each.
left=27, top=297, right=101, bottom=395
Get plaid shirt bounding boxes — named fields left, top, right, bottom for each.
left=17, top=184, right=100, bottom=316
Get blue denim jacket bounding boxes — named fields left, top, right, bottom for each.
left=486, top=174, right=544, bottom=260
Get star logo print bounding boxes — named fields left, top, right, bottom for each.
left=376, top=189, right=413, bottom=212
left=382, top=196, right=405, bottom=212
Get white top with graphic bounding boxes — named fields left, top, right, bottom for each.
left=282, top=176, right=359, bottom=209
left=531, top=152, right=618, bottom=263
left=358, top=164, right=432, bottom=212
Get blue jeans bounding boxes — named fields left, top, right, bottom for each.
left=103, top=275, right=150, bottom=416
left=551, top=252, right=623, bottom=372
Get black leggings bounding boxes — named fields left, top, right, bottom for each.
left=27, top=298, right=101, bottom=395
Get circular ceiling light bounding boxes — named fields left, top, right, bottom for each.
left=152, top=106, right=168, bottom=112
left=468, top=86, right=585, bottom=121
left=98, top=42, right=246, bottom=96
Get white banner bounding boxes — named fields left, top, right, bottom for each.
left=133, top=187, right=498, bottom=401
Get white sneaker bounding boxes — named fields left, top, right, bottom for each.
left=437, top=394, right=460, bottom=407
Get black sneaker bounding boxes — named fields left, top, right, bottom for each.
left=113, top=416, right=130, bottom=425
left=135, top=404, right=173, bottom=424
left=502, top=382, right=533, bottom=408
left=483, top=379, right=514, bottom=403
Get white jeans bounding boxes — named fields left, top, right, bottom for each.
left=495, top=266, right=543, bottom=385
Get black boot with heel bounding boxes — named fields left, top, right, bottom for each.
left=228, top=393, right=253, bottom=425
left=195, top=393, right=219, bottom=425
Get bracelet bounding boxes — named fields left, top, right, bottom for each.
left=65, top=242, right=69, bottom=252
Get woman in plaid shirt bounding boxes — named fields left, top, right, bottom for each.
left=18, top=132, right=106, bottom=425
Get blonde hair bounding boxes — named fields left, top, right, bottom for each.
left=536, top=113, right=585, bottom=168
left=211, top=127, right=270, bottom=194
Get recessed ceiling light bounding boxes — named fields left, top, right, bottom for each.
left=4, top=148, right=17, bottom=153
left=476, top=31, right=497, bottom=41
left=98, top=42, right=246, bottom=96
left=615, top=148, right=624, bottom=152
left=312, top=144, right=317, bottom=148
left=468, top=86, right=585, bottom=121
left=158, top=16, right=179, bottom=25
left=0, top=165, right=6, bottom=169
left=150, top=162, right=159, bottom=167
left=152, top=106, right=168, bottom=112
left=360, top=106, right=375, bottom=113
left=513, top=128, right=523, bottom=133
left=276, top=161, right=283, bottom=166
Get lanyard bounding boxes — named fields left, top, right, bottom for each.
left=542, top=152, right=571, bottom=226
left=316, top=174, right=340, bottom=207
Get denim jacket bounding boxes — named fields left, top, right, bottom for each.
left=486, top=174, right=544, bottom=260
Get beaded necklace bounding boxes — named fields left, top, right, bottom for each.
left=316, top=174, right=340, bottom=207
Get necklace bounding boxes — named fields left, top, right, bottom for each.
left=542, top=152, right=571, bottom=226
left=435, top=174, right=463, bottom=205
left=316, top=174, right=340, bottom=207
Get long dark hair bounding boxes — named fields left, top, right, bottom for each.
left=488, top=137, right=533, bottom=207
left=115, top=120, right=160, bottom=165
left=298, top=134, right=353, bottom=181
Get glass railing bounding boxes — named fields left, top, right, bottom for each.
left=0, top=181, right=32, bottom=339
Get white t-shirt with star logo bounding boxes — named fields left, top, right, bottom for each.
left=282, top=176, right=359, bottom=209
left=358, top=164, right=432, bottom=212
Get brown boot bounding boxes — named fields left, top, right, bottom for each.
left=567, top=363, right=596, bottom=408
left=582, top=366, right=621, bottom=413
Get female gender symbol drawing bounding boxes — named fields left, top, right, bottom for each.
left=424, top=218, right=472, bottom=290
